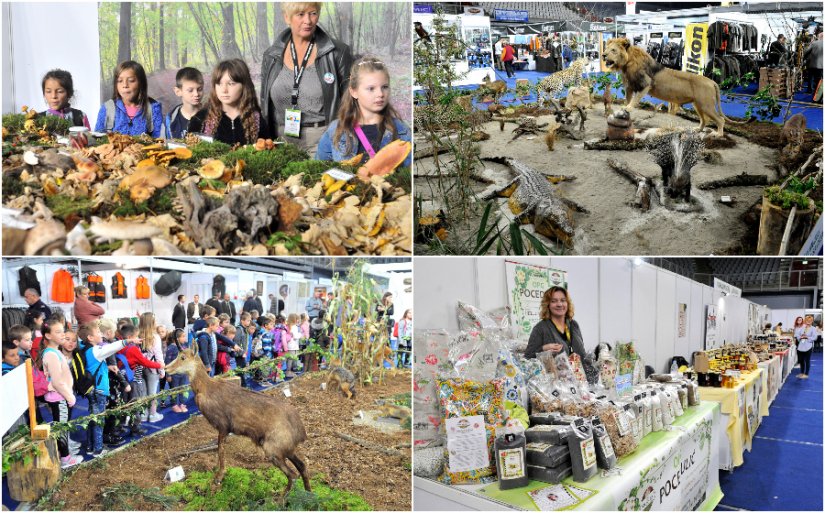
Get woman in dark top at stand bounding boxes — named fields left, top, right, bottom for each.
left=524, top=286, right=586, bottom=360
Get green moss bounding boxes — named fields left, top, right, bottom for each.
left=2, top=113, right=71, bottom=134
left=45, top=194, right=95, bottom=219
left=164, top=467, right=372, bottom=511
left=112, top=186, right=176, bottom=217
left=764, top=186, right=811, bottom=210
left=92, top=240, right=124, bottom=253
left=2, top=173, right=25, bottom=200
left=386, top=166, right=411, bottom=192
left=388, top=392, right=411, bottom=408
left=221, top=143, right=309, bottom=184
left=282, top=159, right=341, bottom=185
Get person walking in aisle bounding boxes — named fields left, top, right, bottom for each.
left=795, top=315, right=816, bottom=379
left=501, top=40, right=516, bottom=79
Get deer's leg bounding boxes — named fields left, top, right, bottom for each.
left=214, top=431, right=227, bottom=484
left=287, top=454, right=312, bottom=492
left=269, top=454, right=299, bottom=501
left=341, top=383, right=352, bottom=400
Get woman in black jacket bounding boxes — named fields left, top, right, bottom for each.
left=524, top=286, right=587, bottom=360
left=259, top=2, right=353, bottom=152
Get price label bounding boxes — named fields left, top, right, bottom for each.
left=324, top=169, right=355, bottom=181
left=164, top=465, right=185, bottom=482
left=283, top=386, right=292, bottom=398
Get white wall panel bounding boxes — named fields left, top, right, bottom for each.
left=599, top=258, right=633, bottom=346
left=631, top=263, right=658, bottom=369
left=674, top=276, right=693, bottom=359
left=688, top=282, right=706, bottom=358
left=554, top=257, right=600, bottom=350
left=654, top=271, right=677, bottom=374
left=415, top=258, right=478, bottom=333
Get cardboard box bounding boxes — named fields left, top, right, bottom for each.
left=693, top=351, right=710, bottom=372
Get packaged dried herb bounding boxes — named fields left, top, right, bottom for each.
left=495, top=432, right=529, bottom=490
left=567, top=418, right=597, bottom=482
left=591, top=418, right=617, bottom=470
left=527, top=464, right=572, bottom=484
left=526, top=442, right=571, bottom=468
left=526, top=425, right=572, bottom=445
left=650, top=390, right=664, bottom=431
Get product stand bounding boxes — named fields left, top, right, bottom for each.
left=757, top=354, right=783, bottom=406
left=772, top=344, right=797, bottom=382
left=698, top=368, right=767, bottom=470
left=415, top=402, right=723, bottom=511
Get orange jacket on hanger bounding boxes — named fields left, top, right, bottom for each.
left=51, top=269, right=75, bottom=303
left=136, top=276, right=150, bottom=299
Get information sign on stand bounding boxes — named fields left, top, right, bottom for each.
left=705, top=305, right=718, bottom=349
left=505, top=261, right=567, bottom=339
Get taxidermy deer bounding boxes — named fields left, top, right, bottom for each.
left=166, top=340, right=311, bottom=499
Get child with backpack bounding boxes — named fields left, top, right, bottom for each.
left=40, top=69, right=90, bottom=129
left=162, top=67, right=204, bottom=139
left=316, top=57, right=411, bottom=167
left=77, top=322, right=126, bottom=455
left=117, top=324, right=164, bottom=436
left=37, top=321, right=82, bottom=467
left=285, top=314, right=301, bottom=378
left=187, top=59, right=270, bottom=145
left=138, top=313, right=165, bottom=423
left=194, top=317, right=219, bottom=376
left=164, top=329, right=190, bottom=413
left=95, top=61, right=163, bottom=137
left=215, top=325, right=241, bottom=375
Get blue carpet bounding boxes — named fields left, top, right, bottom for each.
left=1, top=372, right=301, bottom=510
left=717, top=352, right=823, bottom=511
left=428, top=68, right=823, bottom=132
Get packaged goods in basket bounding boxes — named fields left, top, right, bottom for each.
left=567, top=418, right=597, bottom=482
left=495, top=431, right=529, bottom=490
left=527, top=463, right=573, bottom=484
left=526, top=442, right=571, bottom=468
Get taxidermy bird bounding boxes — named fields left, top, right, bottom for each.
left=414, top=22, right=432, bottom=44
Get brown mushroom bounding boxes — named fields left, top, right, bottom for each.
left=119, top=166, right=172, bottom=203
left=24, top=219, right=67, bottom=255
left=173, top=147, right=193, bottom=159
left=198, top=160, right=226, bottom=180
left=89, top=219, right=163, bottom=241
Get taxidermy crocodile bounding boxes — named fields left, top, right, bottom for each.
left=482, top=157, right=586, bottom=245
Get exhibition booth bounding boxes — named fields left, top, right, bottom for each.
left=412, top=257, right=801, bottom=511
left=1, top=257, right=412, bottom=334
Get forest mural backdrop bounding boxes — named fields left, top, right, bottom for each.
left=98, top=2, right=412, bottom=122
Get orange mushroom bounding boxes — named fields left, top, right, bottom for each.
left=173, top=147, right=193, bottom=159
left=198, top=160, right=226, bottom=180
left=355, top=140, right=411, bottom=182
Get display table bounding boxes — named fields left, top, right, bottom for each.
left=415, top=402, right=723, bottom=511
left=699, top=368, right=766, bottom=470
left=757, top=355, right=783, bottom=407
left=773, top=345, right=797, bottom=382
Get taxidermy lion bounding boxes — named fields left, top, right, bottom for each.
left=604, top=38, right=737, bottom=137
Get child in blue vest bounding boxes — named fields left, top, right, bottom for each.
left=78, top=322, right=126, bottom=455
left=40, top=69, right=90, bottom=128
left=95, top=61, right=162, bottom=137
left=316, top=57, right=411, bottom=167
left=162, top=67, right=204, bottom=139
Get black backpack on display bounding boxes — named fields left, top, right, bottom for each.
left=212, top=274, right=226, bottom=298
left=154, top=271, right=182, bottom=296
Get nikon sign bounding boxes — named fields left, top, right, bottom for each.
left=683, top=23, right=709, bottom=74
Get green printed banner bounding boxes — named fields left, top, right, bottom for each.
left=505, top=261, right=567, bottom=340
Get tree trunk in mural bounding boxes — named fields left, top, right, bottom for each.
left=337, top=3, right=354, bottom=51
left=256, top=2, right=269, bottom=55
left=188, top=3, right=221, bottom=65
left=158, top=3, right=166, bottom=69
left=117, top=1, right=132, bottom=64
left=220, top=3, right=243, bottom=59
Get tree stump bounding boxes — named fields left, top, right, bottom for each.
left=6, top=438, right=61, bottom=502
left=756, top=197, right=814, bottom=255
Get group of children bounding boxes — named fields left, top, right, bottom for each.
left=37, top=55, right=410, bottom=165
left=1, top=304, right=320, bottom=468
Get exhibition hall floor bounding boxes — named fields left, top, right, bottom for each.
left=716, top=352, right=823, bottom=511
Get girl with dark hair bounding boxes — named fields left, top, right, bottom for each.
left=94, top=61, right=163, bottom=137
left=164, top=329, right=190, bottom=413
left=524, top=286, right=587, bottom=360
left=40, top=69, right=90, bottom=128
left=188, top=59, right=270, bottom=145
left=316, top=56, right=410, bottom=166
left=37, top=321, right=83, bottom=467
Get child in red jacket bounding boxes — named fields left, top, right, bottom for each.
left=117, top=324, right=164, bottom=436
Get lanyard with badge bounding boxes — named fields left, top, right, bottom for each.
left=285, top=36, right=315, bottom=138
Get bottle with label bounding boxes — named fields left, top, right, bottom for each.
left=495, top=431, right=529, bottom=490
left=567, top=418, right=597, bottom=482
left=591, top=418, right=617, bottom=470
